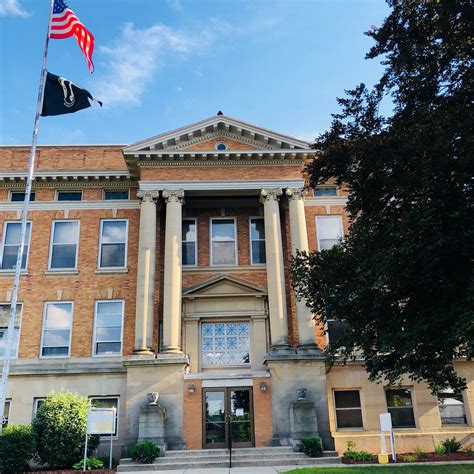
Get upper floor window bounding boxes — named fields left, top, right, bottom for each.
left=211, top=218, right=237, bottom=266
left=33, top=398, right=45, bottom=419
left=0, top=303, right=22, bottom=359
left=314, top=186, right=337, bottom=197
left=99, top=220, right=128, bottom=269
left=49, top=221, right=79, bottom=270
left=334, top=390, right=363, bottom=429
left=327, top=319, right=349, bottom=345
left=182, top=219, right=197, bottom=266
left=1, top=221, right=32, bottom=270
left=90, top=396, right=119, bottom=436
left=10, top=191, right=36, bottom=202
left=438, top=390, right=467, bottom=425
left=250, top=218, right=266, bottom=265
left=56, top=191, right=82, bottom=201
left=93, top=300, right=124, bottom=356
left=41, top=302, right=73, bottom=358
left=385, top=388, right=416, bottom=428
left=2, top=400, right=10, bottom=429
left=103, top=190, right=129, bottom=200
left=316, top=216, right=343, bottom=250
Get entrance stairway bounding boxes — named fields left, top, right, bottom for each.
left=118, top=446, right=341, bottom=471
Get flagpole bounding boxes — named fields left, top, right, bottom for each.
left=0, top=0, right=55, bottom=432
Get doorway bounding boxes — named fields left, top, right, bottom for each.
left=203, top=387, right=254, bottom=448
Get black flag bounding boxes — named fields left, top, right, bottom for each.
left=41, top=72, right=102, bottom=117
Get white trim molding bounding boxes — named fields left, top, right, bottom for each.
left=140, top=180, right=305, bottom=192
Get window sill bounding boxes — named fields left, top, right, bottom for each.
left=44, top=270, right=79, bottom=276
left=95, top=268, right=129, bottom=274
left=0, top=270, right=28, bottom=277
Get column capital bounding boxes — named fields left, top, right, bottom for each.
left=260, top=188, right=282, bottom=203
left=286, top=187, right=307, bottom=201
left=137, top=190, right=160, bottom=203
left=163, top=189, right=185, bottom=204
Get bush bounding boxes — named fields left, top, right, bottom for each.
left=300, top=437, right=323, bottom=457
left=400, top=454, right=417, bottom=462
left=130, top=441, right=160, bottom=463
left=343, top=440, right=374, bottom=462
left=0, top=424, right=35, bottom=473
left=434, top=444, right=446, bottom=455
left=414, top=447, right=429, bottom=459
left=441, top=437, right=461, bottom=454
left=72, top=458, right=104, bottom=470
left=32, top=390, right=100, bottom=469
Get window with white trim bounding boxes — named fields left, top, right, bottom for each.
left=104, top=190, right=129, bottom=200
left=41, top=302, right=73, bottom=357
left=1, top=222, right=32, bottom=270
left=2, top=400, right=10, bottom=429
left=211, top=218, right=237, bottom=266
left=93, top=300, right=124, bottom=356
left=385, top=388, right=416, bottom=428
left=438, top=390, right=467, bottom=425
left=10, top=191, right=35, bottom=202
left=314, top=186, right=337, bottom=197
left=316, top=216, right=343, bottom=250
left=250, top=218, right=266, bottom=265
left=56, top=191, right=82, bottom=201
left=99, top=220, right=128, bottom=269
left=334, top=390, right=363, bottom=428
left=32, top=398, right=45, bottom=418
left=182, top=219, right=197, bottom=266
left=0, top=303, right=22, bottom=359
left=49, top=221, right=79, bottom=269
left=90, top=396, right=119, bottom=436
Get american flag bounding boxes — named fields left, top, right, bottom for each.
left=49, top=0, right=95, bottom=73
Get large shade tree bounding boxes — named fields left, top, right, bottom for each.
left=292, top=0, right=473, bottom=393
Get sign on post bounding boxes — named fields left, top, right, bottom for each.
left=84, top=407, right=116, bottom=470
left=379, top=413, right=396, bottom=462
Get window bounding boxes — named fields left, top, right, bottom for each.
left=49, top=221, right=79, bottom=270
left=1, top=221, right=32, bottom=270
left=385, top=389, right=416, bottom=428
left=211, top=218, right=237, bottom=266
left=104, top=190, right=129, bottom=200
left=215, top=141, right=228, bottom=151
left=438, top=390, right=467, bottom=425
left=93, top=300, right=124, bottom=356
left=327, top=319, right=349, bottom=344
left=33, top=398, right=45, bottom=418
left=316, top=216, right=343, bottom=250
left=2, top=400, right=10, bottom=429
left=90, top=397, right=119, bottom=436
left=0, top=304, right=22, bottom=359
left=314, top=186, right=337, bottom=197
left=10, top=192, right=36, bottom=202
left=99, top=220, right=128, bottom=269
left=201, top=322, right=250, bottom=366
left=334, top=390, right=363, bottom=428
left=56, top=191, right=82, bottom=201
left=250, top=218, right=266, bottom=265
left=41, top=302, right=73, bottom=357
left=182, top=219, right=197, bottom=266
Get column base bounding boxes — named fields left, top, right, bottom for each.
left=133, top=348, right=155, bottom=356
left=267, top=344, right=296, bottom=357
left=161, top=346, right=184, bottom=354
left=296, top=343, right=324, bottom=356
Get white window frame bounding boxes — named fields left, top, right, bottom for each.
left=0, top=221, right=32, bottom=271
left=89, top=396, right=120, bottom=438
left=32, top=397, right=46, bottom=419
left=182, top=218, right=197, bottom=267
left=314, top=186, right=338, bottom=197
left=316, top=215, right=344, bottom=251
left=2, top=399, right=11, bottom=428
left=210, top=217, right=238, bottom=267
left=0, top=302, right=23, bottom=360
left=40, top=301, right=74, bottom=359
left=102, top=189, right=130, bottom=200
left=437, top=390, right=467, bottom=426
left=9, top=191, right=36, bottom=202
left=92, top=300, right=125, bottom=357
left=48, top=220, right=80, bottom=270
left=98, top=219, right=128, bottom=270
left=333, top=389, right=364, bottom=430
left=249, top=217, right=266, bottom=266
left=385, top=387, right=417, bottom=428
left=55, top=190, right=83, bottom=201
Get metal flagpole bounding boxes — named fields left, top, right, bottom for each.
left=0, top=0, right=55, bottom=433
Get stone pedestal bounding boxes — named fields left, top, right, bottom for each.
left=289, top=394, right=320, bottom=451
left=138, top=403, right=167, bottom=456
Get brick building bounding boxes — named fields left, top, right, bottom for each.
left=1, top=115, right=472, bottom=456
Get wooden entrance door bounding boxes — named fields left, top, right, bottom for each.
left=203, top=387, right=254, bottom=449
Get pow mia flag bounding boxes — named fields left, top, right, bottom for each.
left=41, top=72, right=102, bottom=116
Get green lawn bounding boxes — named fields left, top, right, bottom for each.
left=281, top=465, right=474, bottom=474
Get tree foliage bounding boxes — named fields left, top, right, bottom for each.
left=292, top=0, right=473, bottom=393
left=31, top=390, right=99, bottom=469
left=0, top=424, right=35, bottom=473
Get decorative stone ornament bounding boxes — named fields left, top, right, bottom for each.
left=286, top=187, right=307, bottom=201
left=147, top=392, right=160, bottom=405
left=260, top=187, right=282, bottom=203
left=137, top=190, right=159, bottom=203
left=162, top=189, right=185, bottom=204
left=297, top=387, right=307, bottom=400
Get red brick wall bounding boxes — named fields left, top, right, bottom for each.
left=253, top=378, right=273, bottom=447
left=183, top=380, right=203, bottom=449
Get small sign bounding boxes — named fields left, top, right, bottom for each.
left=87, top=407, right=116, bottom=435
left=380, top=413, right=392, bottom=432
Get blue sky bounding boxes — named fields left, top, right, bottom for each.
left=0, top=0, right=390, bottom=145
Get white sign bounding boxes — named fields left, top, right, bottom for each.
left=87, top=407, right=116, bottom=435
left=380, top=413, right=392, bottom=432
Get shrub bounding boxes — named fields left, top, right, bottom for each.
left=72, top=458, right=104, bottom=470
left=441, top=437, right=461, bottom=454
left=414, top=447, right=429, bottom=459
left=130, top=441, right=160, bottom=463
left=300, top=437, right=323, bottom=457
left=32, top=390, right=100, bottom=469
left=400, top=454, right=417, bottom=462
left=343, top=440, right=374, bottom=462
left=434, top=444, right=446, bottom=455
left=0, top=424, right=35, bottom=473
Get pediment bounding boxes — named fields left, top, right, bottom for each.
left=183, top=274, right=267, bottom=298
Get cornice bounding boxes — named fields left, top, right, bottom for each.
left=136, top=158, right=305, bottom=167
left=0, top=201, right=140, bottom=211
left=0, top=180, right=137, bottom=189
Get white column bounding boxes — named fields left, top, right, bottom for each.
left=162, top=189, right=184, bottom=353
left=286, top=187, right=316, bottom=348
left=260, top=188, right=289, bottom=349
left=134, top=190, right=159, bottom=354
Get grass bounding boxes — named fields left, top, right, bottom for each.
left=281, top=465, right=474, bottom=474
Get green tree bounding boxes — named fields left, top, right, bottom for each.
left=0, top=424, right=35, bottom=473
left=292, top=0, right=473, bottom=394
left=32, top=390, right=99, bottom=469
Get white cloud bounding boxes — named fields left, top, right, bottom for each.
left=0, top=0, right=31, bottom=17
left=166, top=0, right=183, bottom=12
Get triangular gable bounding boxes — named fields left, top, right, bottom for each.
left=183, top=274, right=267, bottom=297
